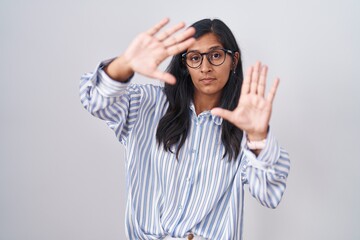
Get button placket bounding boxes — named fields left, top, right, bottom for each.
left=178, top=116, right=202, bottom=218
left=241, top=159, right=249, bottom=183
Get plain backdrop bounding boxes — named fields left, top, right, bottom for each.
left=1, top=0, right=359, bottom=239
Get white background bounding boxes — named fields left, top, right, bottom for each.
left=1, top=0, right=359, bottom=239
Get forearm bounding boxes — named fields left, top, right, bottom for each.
left=80, top=59, right=132, bottom=115
left=241, top=131, right=290, bottom=208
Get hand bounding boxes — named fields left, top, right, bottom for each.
left=122, top=18, right=195, bottom=84
left=211, top=61, right=280, bottom=140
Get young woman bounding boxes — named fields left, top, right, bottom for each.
left=80, top=18, right=290, bottom=240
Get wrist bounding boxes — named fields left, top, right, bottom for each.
left=247, top=132, right=267, bottom=141
left=246, top=125, right=270, bottom=141
left=247, top=138, right=266, bottom=150
left=104, top=55, right=134, bottom=82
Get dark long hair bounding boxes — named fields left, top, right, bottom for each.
left=156, top=19, right=244, bottom=161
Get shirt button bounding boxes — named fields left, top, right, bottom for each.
left=188, top=233, right=194, bottom=240
left=178, top=205, right=183, bottom=210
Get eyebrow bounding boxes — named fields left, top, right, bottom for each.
left=187, top=45, right=223, bottom=53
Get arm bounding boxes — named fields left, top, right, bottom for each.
left=211, top=61, right=290, bottom=208
left=79, top=61, right=141, bottom=144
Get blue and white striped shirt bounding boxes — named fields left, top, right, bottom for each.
left=79, top=60, right=290, bottom=240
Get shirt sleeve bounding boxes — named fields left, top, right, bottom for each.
left=240, top=130, right=290, bottom=209
left=79, top=59, right=157, bottom=145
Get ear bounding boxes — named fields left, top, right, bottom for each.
left=232, top=52, right=240, bottom=68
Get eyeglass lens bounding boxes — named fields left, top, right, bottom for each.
left=185, top=49, right=227, bottom=68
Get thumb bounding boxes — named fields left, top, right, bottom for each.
left=151, top=70, right=176, bottom=85
left=211, top=108, right=233, bottom=122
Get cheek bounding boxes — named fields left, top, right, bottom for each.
left=224, top=60, right=233, bottom=71
left=188, top=69, right=198, bottom=81
left=220, top=66, right=232, bottom=78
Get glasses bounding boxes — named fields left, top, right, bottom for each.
left=182, top=48, right=233, bottom=69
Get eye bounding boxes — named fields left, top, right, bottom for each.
left=188, top=53, right=201, bottom=62
left=210, top=50, right=223, bottom=60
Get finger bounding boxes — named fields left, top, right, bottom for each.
left=250, top=61, right=261, bottom=94
left=163, top=26, right=195, bottom=47
left=211, top=108, right=234, bottom=122
left=241, top=66, right=253, bottom=95
left=166, top=37, right=196, bottom=56
left=156, top=22, right=185, bottom=42
left=257, top=65, right=268, bottom=97
left=151, top=70, right=177, bottom=85
left=266, top=78, right=280, bottom=104
left=146, top=18, right=170, bottom=36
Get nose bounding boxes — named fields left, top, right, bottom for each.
left=200, top=55, right=212, bottom=73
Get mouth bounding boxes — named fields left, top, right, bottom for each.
left=200, top=77, right=216, bottom=84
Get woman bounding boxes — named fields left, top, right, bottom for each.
left=80, top=18, right=290, bottom=240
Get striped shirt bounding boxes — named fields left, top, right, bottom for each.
left=79, top=60, right=290, bottom=240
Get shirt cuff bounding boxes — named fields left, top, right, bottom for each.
left=241, top=129, right=281, bottom=168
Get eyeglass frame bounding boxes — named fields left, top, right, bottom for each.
left=181, top=48, right=234, bottom=69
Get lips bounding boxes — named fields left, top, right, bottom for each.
left=200, top=77, right=216, bottom=84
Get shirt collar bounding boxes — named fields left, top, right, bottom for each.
left=189, top=102, right=223, bottom=126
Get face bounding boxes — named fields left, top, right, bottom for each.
left=185, top=33, right=238, bottom=102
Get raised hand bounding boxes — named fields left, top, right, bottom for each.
left=211, top=61, right=280, bottom=141
left=107, top=18, right=195, bottom=84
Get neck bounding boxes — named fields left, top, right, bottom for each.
left=193, top=93, right=221, bottom=115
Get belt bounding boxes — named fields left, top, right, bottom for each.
left=163, top=233, right=207, bottom=240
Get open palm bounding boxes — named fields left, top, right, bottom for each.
left=211, top=61, right=279, bottom=140
left=123, top=18, right=195, bottom=84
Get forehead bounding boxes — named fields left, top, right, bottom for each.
left=187, top=33, right=223, bottom=52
